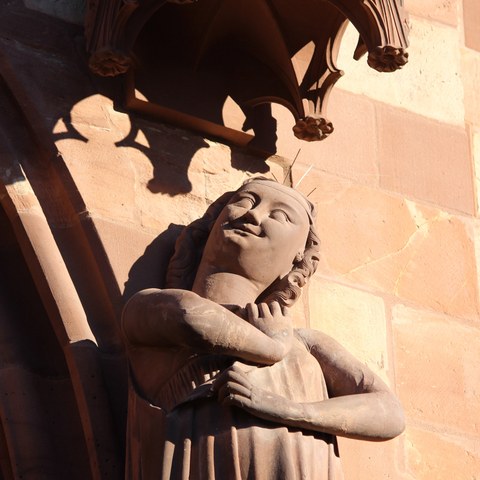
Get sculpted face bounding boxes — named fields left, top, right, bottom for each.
left=202, top=181, right=311, bottom=287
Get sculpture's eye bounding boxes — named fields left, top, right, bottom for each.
left=232, top=195, right=255, bottom=209
left=270, top=209, right=289, bottom=223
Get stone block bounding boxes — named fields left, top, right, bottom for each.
left=405, top=427, right=480, bottom=480
left=461, top=49, right=480, bottom=126
left=289, top=161, right=354, bottom=208
left=56, top=95, right=137, bottom=224
left=377, top=104, right=474, bottom=215
left=337, top=18, right=464, bottom=126
left=190, top=140, right=281, bottom=203
left=272, top=89, right=379, bottom=187
left=473, top=130, right=480, bottom=216
left=89, top=218, right=160, bottom=294
left=463, top=0, right=480, bottom=52
left=339, top=436, right=410, bottom=480
left=393, top=215, right=478, bottom=319
left=313, top=182, right=421, bottom=283
left=404, top=0, right=458, bottom=26
left=308, top=278, right=390, bottom=382
left=302, top=170, right=478, bottom=319
left=393, top=305, right=480, bottom=435
left=57, top=130, right=139, bottom=224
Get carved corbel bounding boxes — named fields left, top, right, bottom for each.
left=85, top=0, right=139, bottom=76
left=330, top=0, right=409, bottom=72
left=85, top=0, right=198, bottom=76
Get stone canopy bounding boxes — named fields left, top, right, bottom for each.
left=86, top=0, right=409, bottom=148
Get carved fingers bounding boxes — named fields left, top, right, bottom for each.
left=246, top=301, right=290, bottom=330
left=246, top=301, right=293, bottom=358
left=214, top=364, right=294, bottom=425
left=214, top=364, right=254, bottom=409
left=247, top=301, right=285, bottom=319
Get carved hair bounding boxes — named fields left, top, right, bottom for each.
left=166, top=178, right=320, bottom=307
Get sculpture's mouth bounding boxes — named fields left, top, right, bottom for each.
left=224, top=222, right=263, bottom=237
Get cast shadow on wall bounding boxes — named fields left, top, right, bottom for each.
left=2, top=0, right=275, bottom=397
left=114, top=115, right=270, bottom=196
left=54, top=71, right=272, bottom=197
left=123, top=224, right=182, bottom=301
left=20, top=2, right=279, bottom=199
left=0, top=5, right=278, bottom=477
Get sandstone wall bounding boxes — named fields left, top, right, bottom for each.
left=0, top=0, right=478, bottom=478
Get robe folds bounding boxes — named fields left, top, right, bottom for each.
left=126, top=333, right=344, bottom=480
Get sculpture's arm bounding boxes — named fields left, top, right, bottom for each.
left=215, top=329, right=405, bottom=441
left=122, top=289, right=291, bottom=365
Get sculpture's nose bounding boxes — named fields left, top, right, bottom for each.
left=243, top=207, right=262, bottom=225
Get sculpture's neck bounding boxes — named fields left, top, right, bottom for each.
left=192, top=267, right=262, bottom=307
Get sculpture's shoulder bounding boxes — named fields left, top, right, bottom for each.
left=124, top=287, right=200, bottom=312
left=124, top=288, right=230, bottom=321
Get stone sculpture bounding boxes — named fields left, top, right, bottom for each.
left=122, top=178, right=405, bottom=479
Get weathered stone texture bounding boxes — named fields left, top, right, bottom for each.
left=293, top=163, right=479, bottom=320
left=393, top=305, right=480, bottom=435
left=404, top=0, right=459, bottom=26
left=337, top=17, right=464, bottom=126
left=405, top=427, right=480, bottom=480
left=463, top=0, right=480, bottom=52
left=274, top=92, right=475, bottom=215
left=308, top=279, right=390, bottom=382
left=474, top=130, right=480, bottom=215
left=461, top=48, right=480, bottom=127
left=271, top=90, right=380, bottom=187
left=377, top=105, right=474, bottom=215
left=339, top=436, right=410, bottom=480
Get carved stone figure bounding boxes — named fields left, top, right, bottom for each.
left=122, top=178, right=405, bottom=479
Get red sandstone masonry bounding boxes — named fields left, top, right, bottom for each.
left=377, top=104, right=475, bottom=215
left=392, top=305, right=480, bottom=436
left=271, top=89, right=379, bottom=187
left=293, top=161, right=480, bottom=320
left=463, top=0, right=480, bottom=52
left=404, top=0, right=458, bottom=26
left=339, top=436, right=409, bottom=480
left=405, top=427, right=480, bottom=480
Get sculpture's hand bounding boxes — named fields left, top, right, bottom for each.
left=246, top=302, right=293, bottom=357
left=215, top=364, right=267, bottom=411
left=214, top=360, right=405, bottom=442
left=214, top=363, right=297, bottom=422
